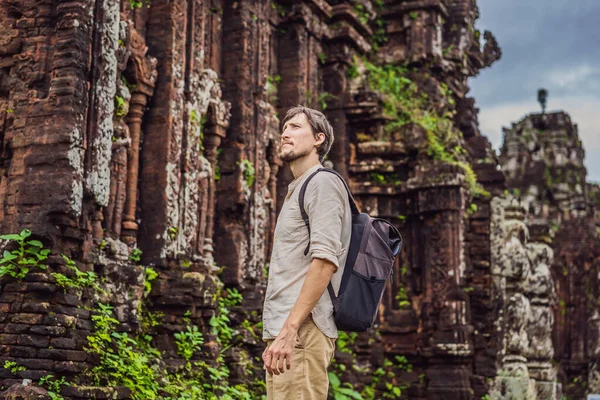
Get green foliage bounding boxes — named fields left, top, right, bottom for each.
left=370, top=172, right=402, bottom=186
left=0, top=232, right=259, bottom=398
left=347, top=62, right=360, bottom=80
left=210, top=287, right=243, bottom=349
left=52, top=254, right=100, bottom=293
left=189, top=109, right=206, bottom=152
left=122, top=75, right=136, bottom=90
left=372, top=17, right=388, bottom=51
left=336, top=331, right=358, bottom=354
left=270, top=2, right=286, bottom=17
left=115, top=95, right=127, bottom=117
left=393, top=355, right=412, bottom=372
left=466, top=203, right=478, bottom=216
left=318, top=92, right=334, bottom=111
left=358, top=57, right=487, bottom=198
left=130, top=247, right=142, bottom=263
left=87, top=304, right=162, bottom=399
left=174, top=325, right=204, bottom=360
left=352, top=1, right=370, bottom=24
left=85, top=301, right=251, bottom=399
left=439, top=83, right=455, bottom=105
left=332, top=328, right=412, bottom=399
left=329, top=371, right=364, bottom=400
left=4, top=360, right=26, bottom=375
left=442, top=44, right=456, bottom=57
left=409, top=11, right=418, bottom=20
left=129, top=0, right=150, bottom=9
left=168, top=226, right=179, bottom=240
left=144, top=267, right=158, bottom=295
left=400, top=264, right=408, bottom=276
left=39, top=375, right=70, bottom=400
left=266, top=75, right=281, bottom=103
left=0, top=229, right=49, bottom=279
left=239, top=159, right=256, bottom=188
left=318, top=52, right=327, bottom=64
left=395, top=284, right=410, bottom=308
left=559, top=299, right=566, bottom=316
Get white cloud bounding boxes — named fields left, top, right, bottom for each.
left=477, top=95, right=600, bottom=181
left=545, top=64, right=596, bottom=89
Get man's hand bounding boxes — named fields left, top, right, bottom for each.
left=262, top=325, right=299, bottom=376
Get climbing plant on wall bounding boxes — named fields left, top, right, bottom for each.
left=352, top=56, right=488, bottom=198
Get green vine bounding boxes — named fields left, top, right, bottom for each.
left=372, top=17, right=388, bottom=51
left=330, top=329, right=411, bottom=399
left=358, top=57, right=488, bottom=198
left=84, top=287, right=258, bottom=399
left=52, top=254, right=101, bottom=293
left=39, top=374, right=70, bottom=400
left=0, top=231, right=261, bottom=399
left=0, top=229, right=49, bottom=279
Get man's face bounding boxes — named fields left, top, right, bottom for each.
left=279, top=113, right=319, bottom=163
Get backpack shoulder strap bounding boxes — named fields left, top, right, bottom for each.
left=298, top=168, right=357, bottom=301
left=298, top=168, right=359, bottom=253
left=298, top=168, right=359, bottom=228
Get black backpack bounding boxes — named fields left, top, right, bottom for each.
left=299, top=168, right=402, bottom=332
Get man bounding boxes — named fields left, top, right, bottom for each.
left=262, top=105, right=352, bottom=399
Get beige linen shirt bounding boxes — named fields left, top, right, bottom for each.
left=262, top=163, right=352, bottom=340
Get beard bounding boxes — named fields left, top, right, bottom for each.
left=279, top=146, right=311, bottom=163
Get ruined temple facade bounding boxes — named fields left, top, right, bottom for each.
left=500, top=111, right=600, bottom=399
left=0, top=0, right=597, bottom=399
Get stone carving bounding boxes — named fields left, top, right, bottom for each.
left=525, top=228, right=560, bottom=399
left=102, top=79, right=131, bottom=238
left=490, top=197, right=537, bottom=399
left=121, top=23, right=157, bottom=242
left=500, top=109, right=600, bottom=399
left=490, top=197, right=561, bottom=399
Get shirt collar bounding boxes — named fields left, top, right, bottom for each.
left=287, top=163, right=323, bottom=196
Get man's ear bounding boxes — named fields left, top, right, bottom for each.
left=314, top=132, right=325, bottom=147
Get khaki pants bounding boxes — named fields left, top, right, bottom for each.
left=266, top=316, right=336, bottom=400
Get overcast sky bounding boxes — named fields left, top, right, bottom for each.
left=469, top=0, right=600, bottom=182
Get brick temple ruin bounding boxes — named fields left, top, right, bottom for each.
left=0, top=0, right=598, bottom=399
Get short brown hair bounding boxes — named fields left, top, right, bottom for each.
left=281, top=105, right=334, bottom=162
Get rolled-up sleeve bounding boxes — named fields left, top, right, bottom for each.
left=305, top=173, right=348, bottom=272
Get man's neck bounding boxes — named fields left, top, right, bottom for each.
left=289, top=155, right=320, bottom=179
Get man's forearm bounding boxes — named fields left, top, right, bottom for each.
left=284, top=258, right=337, bottom=331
